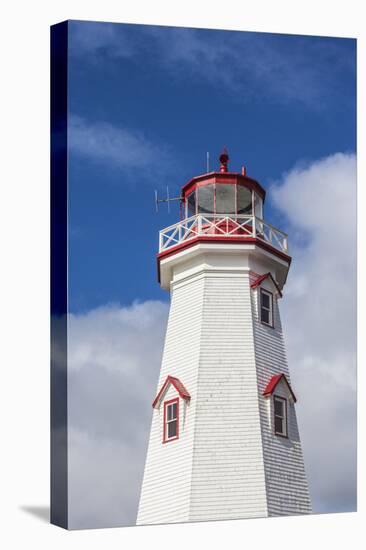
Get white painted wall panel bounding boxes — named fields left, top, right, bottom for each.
left=189, top=273, right=267, bottom=521
left=137, top=247, right=311, bottom=525
left=251, top=279, right=312, bottom=515
left=136, top=275, right=204, bottom=525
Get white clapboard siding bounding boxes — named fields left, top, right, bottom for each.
left=251, top=277, right=312, bottom=515
left=136, top=275, right=205, bottom=525
left=189, top=272, right=267, bottom=521
left=137, top=246, right=311, bottom=525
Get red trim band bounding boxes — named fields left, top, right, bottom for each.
left=157, top=236, right=291, bottom=285
left=158, top=236, right=291, bottom=263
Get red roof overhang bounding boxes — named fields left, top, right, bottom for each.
left=152, top=375, right=191, bottom=408
left=263, top=373, right=297, bottom=402
left=251, top=272, right=283, bottom=297
left=157, top=237, right=291, bottom=284
left=181, top=172, right=266, bottom=202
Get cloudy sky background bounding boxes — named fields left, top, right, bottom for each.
left=65, top=21, right=356, bottom=528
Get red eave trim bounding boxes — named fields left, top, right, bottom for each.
left=157, top=235, right=291, bottom=265
left=263, top=373, right=297, bottom=402
left=251, top=272, right=283, bottom=297
left=157, top=236, right=291, bottom=285
left=152, top=375, right=191, bottom=408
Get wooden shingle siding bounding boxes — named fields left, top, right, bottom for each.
left=137, top=248, right=311, bottom=525
left=136, top=275, right=204, bottom=525
left=189, top=273, right=267, bottom=521
left=251, top=280, right=312, bottom=515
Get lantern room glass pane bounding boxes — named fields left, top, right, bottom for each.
left=254, top=192, right=263, bottom=219
left=187, top=191, right=196, bottom=217
left=216, top=184, right=235, bottom=215
left=237, top=185, right=252, bottom=215
left=197, top=184, right=214, bottom=214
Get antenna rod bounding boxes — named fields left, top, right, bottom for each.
left=207, top=152, right=210, bottom=173
left=154, top=187, right=182, bottom=214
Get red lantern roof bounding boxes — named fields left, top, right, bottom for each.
left=181, top=148, right=266, bottom=201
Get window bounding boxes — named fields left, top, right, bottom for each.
left=273, top=395, right=287, bottom=437
left=197, top=184, right=214, bottom=214
left=163, top=398, right=179, bottom=443
left=216, top=184, right=236, bottom=215
left=187, top=191, right=196, bottom=217
left=260, top=288, right=273, bottom=327
left=237, top=185, right=252, bottom=215
left=254, top=192, right=263, bottom=219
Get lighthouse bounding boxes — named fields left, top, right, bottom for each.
left=137, top=150, right=311, bottom=525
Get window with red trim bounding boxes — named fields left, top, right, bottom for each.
left=163, top=398, right=179, bottom=443
left=273, top=395, right=287, bottom=437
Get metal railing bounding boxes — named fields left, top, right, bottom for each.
left=159, top=214, right=288, bottom=254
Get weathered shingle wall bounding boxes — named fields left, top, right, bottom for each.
left=136, top=275, right=204, bottom=525
left=137, top=249, right=311, bottom=526
left=189, top=272, right=267, bottom=521
left=251, top=279, right=312, bottom=516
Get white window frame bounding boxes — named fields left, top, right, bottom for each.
left=273, top=395, right=288, bottom=437
left=260, top=288, right=274, bottom=327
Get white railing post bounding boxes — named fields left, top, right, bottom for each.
left=198, top=215, right=202, bottom=235
left=253, top=215, right=256, bottom=237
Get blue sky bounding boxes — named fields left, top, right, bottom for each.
left=65, top=21, right=356, bottom=526
left=67, top=21, right=356, bottom=312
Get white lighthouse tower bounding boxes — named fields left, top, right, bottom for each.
left=137, top=150, right=311, bottom=525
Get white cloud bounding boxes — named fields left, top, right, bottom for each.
left=68, top=427, right=144, bottom=529
left=67, top=301, right=169, bottom=528
left=66, top=153, right=357, bottom=527
left=271, top=152, right=357, bottom=513
left=68, top=114, right=172, bottom=177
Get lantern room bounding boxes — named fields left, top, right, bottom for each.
left=158, top=148, right=290, bottom=295
left=182, top=149, right=266, bottom=221
left=158, top=148, right=290, bottom=280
